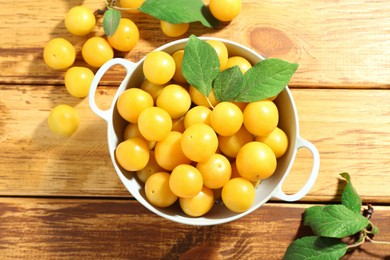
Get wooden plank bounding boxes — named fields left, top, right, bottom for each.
left=1, top=1, right=390, bottom=87
left=1, top=85, right=390, bottom=203
left=0, top=198, right=389, bottom=259
left=291, top=88, right=390, bottom=203
left=0, top=85, right=125, bottom=197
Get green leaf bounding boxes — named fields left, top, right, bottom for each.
left=367, top=222, right=380, bottom=235
left=340, top=172, right=362, bottom=214
left=182, top=35, right=220, bottom=97
left=233, top=58, right=299, bottom=102
left=213, top=66, right=244, bottom=102
left=304, top=205, right=369, bottom=238
left=371, top=225, right=380, bottom=235
left=103, top=9, right=121, bottom=37
left=139, top=0, right=218, bottom=28
left=283, top=236, right=347, bottom=260
left=339, top=172, right=351, bottom=182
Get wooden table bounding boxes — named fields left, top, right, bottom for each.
left=1, top=0, right=390, bottom=259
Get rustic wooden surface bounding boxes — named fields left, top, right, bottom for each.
left=1, top=199, right=389, bottom=259
left=1, top=0, right=390, bottom=259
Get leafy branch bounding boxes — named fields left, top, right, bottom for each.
left=97, top=0, right=219, bottom=37
left=283, top=172, right=390, bottom=259
left=181, top=35, right=298, bottom=104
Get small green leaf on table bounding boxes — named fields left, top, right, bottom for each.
left=371, top=224, right=380, bottom=235
left=304, top=205, right=369, bottom=238
left=340, top=172, right=362, bottom=214
left=103, top=9, right=121, bottom=37
left=213, top=66, right=244, bottom=102
left=139, top=0, right=218, bottom=28
left=283, top=236, right=347, bottom=260
left=182, top=35, right=220, bottom=97
left=233, top=58, right=299, bottom=102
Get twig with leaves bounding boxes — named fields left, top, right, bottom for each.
left=283, top=172, right=390, bottom=259
left=97, top=0, right=219, bottom=37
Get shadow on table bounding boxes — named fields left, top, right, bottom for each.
left=161, top=224, right=248, bottom=260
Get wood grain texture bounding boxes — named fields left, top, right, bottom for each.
left=1, top=85, right=390, bottom=203
left=1, top=198, right=389, bottom=259
left=2, top=1, right=390, bottom=258
left=1, top=0, right=390, bottom=87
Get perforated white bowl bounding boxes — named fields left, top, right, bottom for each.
left=89, top=37, right=320, bottom=226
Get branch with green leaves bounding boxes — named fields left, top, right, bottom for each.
left=283, top=172, right=390, bottom=259
left=182, top=35, right=298, bottom=104
left=100, top=0, right=219, bottom=36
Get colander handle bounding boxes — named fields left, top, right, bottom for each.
left=88, top=58, right=137, bottom=122
left=272, top=136, right=320, bottom=202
